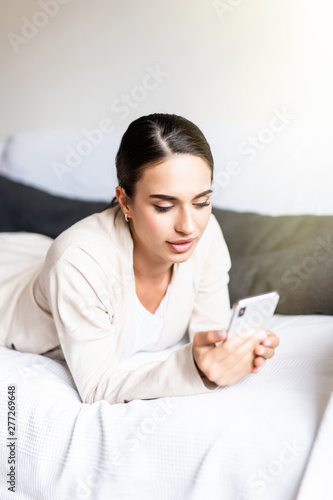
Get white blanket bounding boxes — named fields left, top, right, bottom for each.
left=0, top=314, right=332, bottom=500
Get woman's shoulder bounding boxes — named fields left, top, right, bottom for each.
left=42, top=206, right=132, bottom=271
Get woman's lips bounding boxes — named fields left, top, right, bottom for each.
left=167, top=239, right=194, bottom=253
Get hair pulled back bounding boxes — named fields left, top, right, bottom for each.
left=101, top=113, right=214, bottom=216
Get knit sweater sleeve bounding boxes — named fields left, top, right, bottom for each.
left=45, top=246, right=216, bottom=405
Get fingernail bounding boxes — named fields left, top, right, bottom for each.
left=216, top=329, right=225, bottom=338
left=255, top=330, right=267, bottom=341
left=257, top=347, right=265, bottom=355
left=263, top=339, right=271, bottom=346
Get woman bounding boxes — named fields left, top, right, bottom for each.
left=0, top=113, right=279, bottom=404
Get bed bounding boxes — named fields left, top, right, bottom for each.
left=0, top=121, right=332, bottom=499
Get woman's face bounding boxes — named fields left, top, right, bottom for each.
left=125, top=154, right=212, bottom=267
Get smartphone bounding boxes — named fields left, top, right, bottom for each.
left=226, top=291, right=280, bottom=339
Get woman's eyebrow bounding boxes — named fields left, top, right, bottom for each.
left=149, top=189, right=212, bottom=201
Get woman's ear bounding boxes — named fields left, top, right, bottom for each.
left=115, top=186, right=131, bottom=214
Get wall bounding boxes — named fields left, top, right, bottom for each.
left=0, top=0, right=332, bottom=135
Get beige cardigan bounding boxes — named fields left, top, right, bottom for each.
left=0, top=206, right=231, bottom=404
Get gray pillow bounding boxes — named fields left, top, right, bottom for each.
left=0, top=174, right=107, bottom=239
left=212, top=207, right=333, bottom=315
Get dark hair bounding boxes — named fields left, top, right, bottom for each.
left=100, top=113, right=214, bottom=216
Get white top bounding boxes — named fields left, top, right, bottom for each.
left=132, top=283, right=171, bottom=355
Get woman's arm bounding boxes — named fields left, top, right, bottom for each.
left=45, top=249, right=216, bottom=405
left=188, top=214, right=280, bottom=383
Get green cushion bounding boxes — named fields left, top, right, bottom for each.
left=212, top=207, right=333, bottom=315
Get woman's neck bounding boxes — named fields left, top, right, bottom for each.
left=133, top=253, right=173, bottom=284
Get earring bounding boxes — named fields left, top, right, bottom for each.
left=124, top=213, right=131, bottom=222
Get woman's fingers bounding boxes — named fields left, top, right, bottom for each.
left=253, top=356, right=266, bottom=368
left=193, top=329, right=227, bottom=348
left=254, top=330, right=280, bottom=360
left=203, top=334, right=262, bottom=385
left=193, top=328, right=279, bottom=386
left=262, top=330, right=280, bottom=348
left=253, top=329, right=280, bottom=367
left=222, top=330, right=264, bottom=357
left=254, top=345, right=275, bottom=359
left=193, top=329, right=250, bottom=384
left=193, top=330, right=228, bottom=358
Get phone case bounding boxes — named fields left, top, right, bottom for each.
left=227, top=291, right=280, bottom=338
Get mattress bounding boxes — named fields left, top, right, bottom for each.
left=0, top=313, right=332, bottom=500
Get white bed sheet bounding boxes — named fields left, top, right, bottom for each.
left=0, top=314, right=332, bottom=500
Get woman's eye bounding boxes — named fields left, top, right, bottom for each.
left=154, top=203, right=210, bottom=212
left=194, top=202, right=210, bottom=208
left=154, top=205, right=173, bottom=212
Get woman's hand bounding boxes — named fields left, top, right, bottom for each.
left=192, top=329, right=280, bottom=385
left=252, top=330, right=280, bottom=374
left=192, top=329, right=269, bottom=386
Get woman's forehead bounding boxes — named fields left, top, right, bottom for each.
left=137, top=155, right=212, bottom=189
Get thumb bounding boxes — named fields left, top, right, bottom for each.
left=216, top=329, right=228, bottom=341
left=194, top=329, right=227, bottom=347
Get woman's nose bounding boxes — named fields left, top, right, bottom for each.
left=175, top=207, right=195, bottom=234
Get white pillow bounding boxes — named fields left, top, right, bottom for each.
left=1, top=118, right=332, bottom=214
left=0, top=129, right=124, bottom=201
left=201, top=118, right=333, bottom=216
